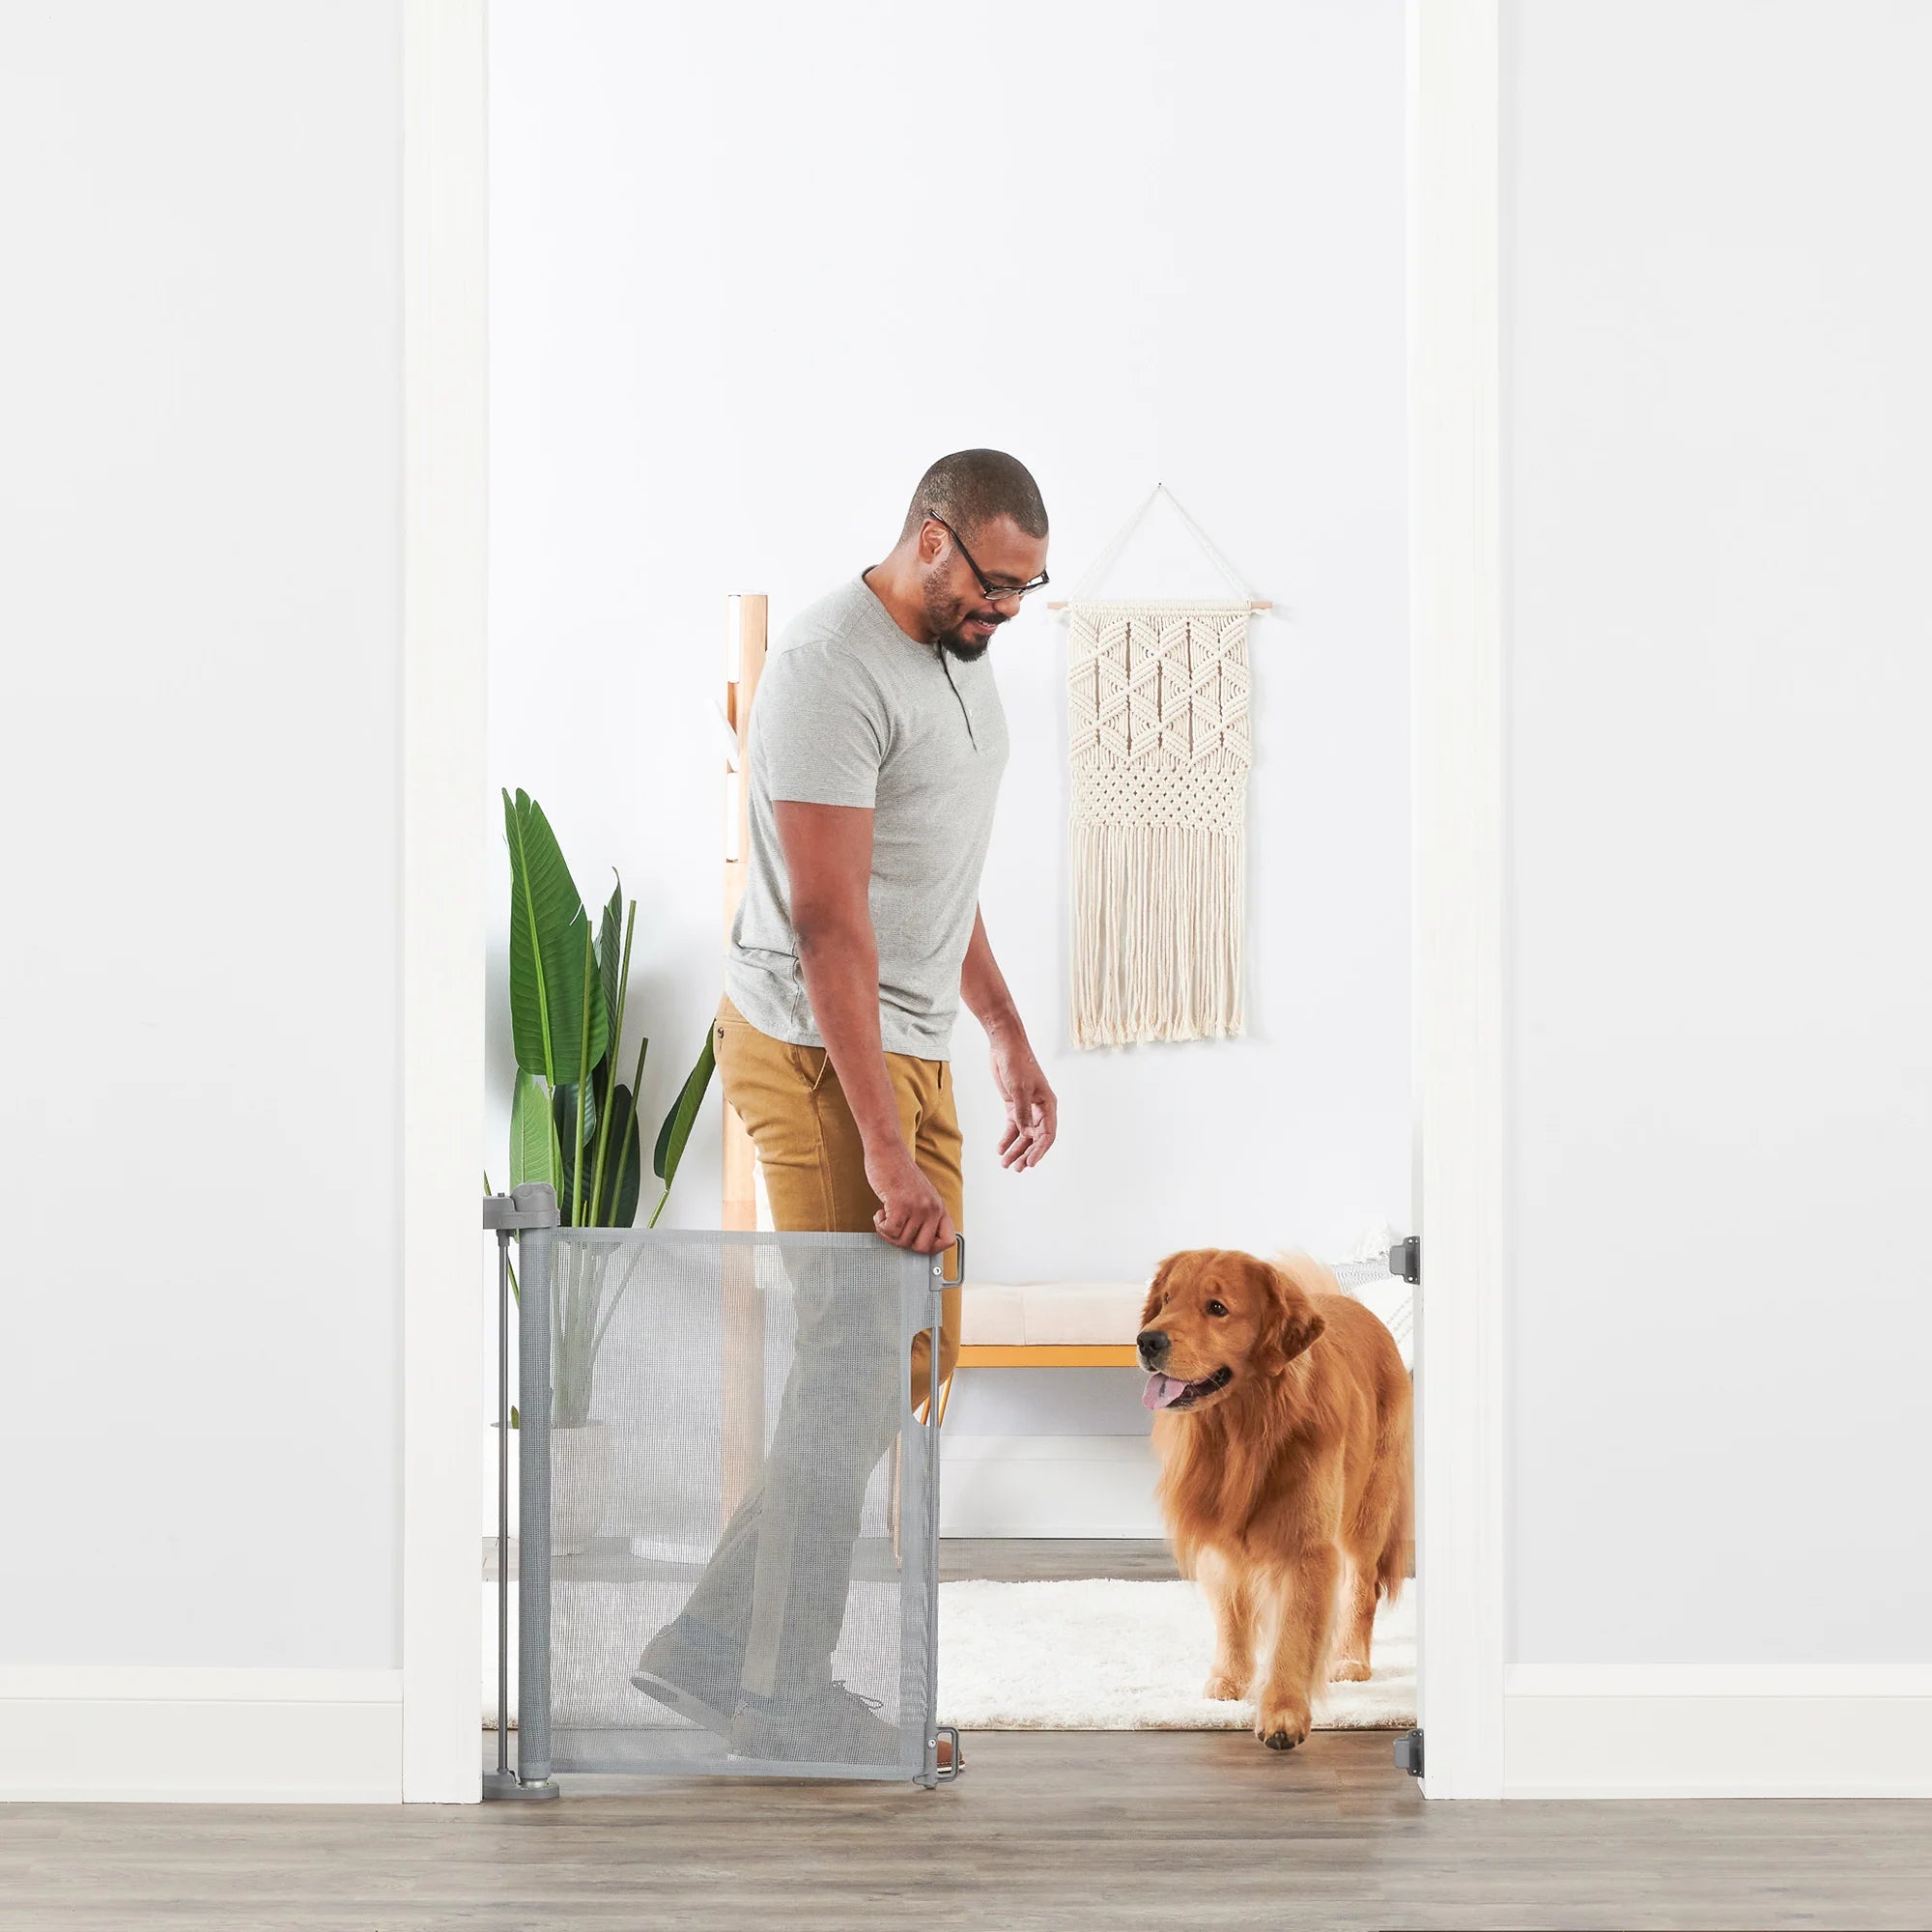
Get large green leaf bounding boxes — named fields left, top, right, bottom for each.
left=552, top=1076, right=599, bottom=1151
left=600, top=1083, right=642, bottom=1226
left=566, top=921, right=598, bottom=1226
left=549, top=1086, right=637, bottom=1226
left=649, top=1029, right=716, bottom=1225
left=596, top=879, right=624, bottom=1058
left=585, top=898, right=639, bottom=1230
left=554, top=1114, right=585, bottom=1226
left=509, top=1068, right=556, bottom=1191
left=502, top=788, right=608, bottom=1086
left=610, top=1028, right=649, bottom=1224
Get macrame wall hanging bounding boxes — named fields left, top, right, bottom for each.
left=1055, top=486, right=1269, bottom=1049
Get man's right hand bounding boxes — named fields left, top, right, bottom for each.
left=866, top=1141, right=955, bottom=1255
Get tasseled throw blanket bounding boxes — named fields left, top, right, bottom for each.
left=1066, top=600, right=1253, bottom=1047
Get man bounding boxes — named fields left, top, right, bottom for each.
left=633, top=449, right=1059, bottom=1764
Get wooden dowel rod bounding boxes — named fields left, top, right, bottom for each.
left=720, top=591, right=768, bottom=1524
left=1046, top=598, right=1271, bottom=611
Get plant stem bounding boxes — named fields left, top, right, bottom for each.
left=587, top=1232, right=648, bottom=1359
left=551, top=1233, right=565, bottom=1419
left=611, top=1026, right=648, bottom=1224
left=572, top=922, right=593, bottom=1230
left=586, top=896, right=637, bottom=1226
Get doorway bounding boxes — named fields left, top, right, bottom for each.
left=406, top=0, right=1510, bottom=1801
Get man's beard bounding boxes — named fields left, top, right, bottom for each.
left=925, top=585, right=1003, bottom=663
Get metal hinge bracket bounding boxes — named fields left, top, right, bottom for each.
left=483, top=1184, right=562, bottom=1232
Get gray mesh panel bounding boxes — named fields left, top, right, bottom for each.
left=523, top=1228, right=939, bottom=1784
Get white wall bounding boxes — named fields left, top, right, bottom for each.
left=0, top=2, right=403, bottom=1684
left=1504, top=0, right=1932, bottom=1670
left=487, top=0, right=1411, bottom=1461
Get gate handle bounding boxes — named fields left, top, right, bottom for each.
left=934, top=1233, right=966, bottom=1288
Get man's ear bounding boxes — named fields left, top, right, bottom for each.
left=1259, top=1261, right=1326, bottom=1371
left=1141, top=1256, right=1178, bottom=1332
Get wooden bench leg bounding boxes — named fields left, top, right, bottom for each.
left=892, top=1373, right=955, bottom=1558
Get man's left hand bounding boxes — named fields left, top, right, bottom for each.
left=990, top=1032, right=1058, bottom=1171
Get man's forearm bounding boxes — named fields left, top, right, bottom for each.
left=960, top=907, right=1024, bottom=1040
left=795, top=916, right=904, bottom=1154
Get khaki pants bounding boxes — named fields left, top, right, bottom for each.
left=714, top=995, right=963, bottom=1406
left=666, top=997, right=963, bottom=1708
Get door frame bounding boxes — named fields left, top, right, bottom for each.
left=395, top=0, right=1513, bottom=1801
left=400, top=0, right=490, bottom=1803
left=1407, top=0, right=1508, bottom=1799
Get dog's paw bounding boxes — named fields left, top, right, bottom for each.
left=1203, top=1669, right=1247, bottom=1702
left=1328, top=1658, right=1372, bottom=1683
left=1255, top=1700, right=1311, bottom=1751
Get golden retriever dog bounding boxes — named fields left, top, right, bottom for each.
left=1139, top=1248, right=1412, bottom=1751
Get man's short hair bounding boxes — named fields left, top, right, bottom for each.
left=901, top=449, right=1048, bottom=543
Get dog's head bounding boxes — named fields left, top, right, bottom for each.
left=1136, top=1249, right=1326, bottom=1415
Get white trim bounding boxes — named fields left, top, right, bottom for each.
left=401, top=0, right=490, bottom=1804
left=0, top=1666, right=401, bottom=1703
left=1403, top=9, right=1932, bottom=1804
left=1407, top=0, right=1507, bottom=1801
left=0, top=1695, right=403, bottom=1804
left=1503, top=1689, right=1932, bottom=1800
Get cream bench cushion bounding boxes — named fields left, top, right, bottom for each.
left=958, top=1281, right=1149, bottom=1349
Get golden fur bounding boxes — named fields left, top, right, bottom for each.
left=1139, top=1248, right=1412, bottom=1750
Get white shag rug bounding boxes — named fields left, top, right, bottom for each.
left=936, top=1577, right=1414, bottom=1731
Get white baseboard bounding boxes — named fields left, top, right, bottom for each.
left=1500, top=1667, right=1932, bottom=1798
left=0, top=1667, right=405, bottom=1804
left=940, top=1434, right=1163, bottom=1538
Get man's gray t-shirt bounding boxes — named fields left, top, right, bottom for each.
left=725, top=575, right=1009, bottom=1060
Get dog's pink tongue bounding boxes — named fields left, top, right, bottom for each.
left=1143, top=1373, right=1188, bottom=1411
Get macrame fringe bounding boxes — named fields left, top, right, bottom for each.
left=1071, top=819, right=1244, bottom=1047
left=1065, top=599, right=1252, bottom=1049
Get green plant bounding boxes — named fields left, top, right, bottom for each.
left=500, top=787, right=716, bottom=1427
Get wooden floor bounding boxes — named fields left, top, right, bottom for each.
left=7, top=1731, right=1930, bottom=1931
left=942, top=1536, right=1180, bottom=1580
left=6, top=1544, right=1930, bottom=1929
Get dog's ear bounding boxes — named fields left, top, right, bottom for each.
left=1140, top=1256, right=1179, bottom=1330
left=1256, top=1260, right=1326, bottom=1372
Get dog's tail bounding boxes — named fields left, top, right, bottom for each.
left=1276, top=1246, right=1415, bottom=1601
left=1270, top=1248, right=1342, bottom=1301
left=1375, top=1373, right=1415, bottom=1604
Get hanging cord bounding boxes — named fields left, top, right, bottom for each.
left=1062, top=482, right=1262, bottom=607
left=1158, top=486, right=1259, bottom=602
left=1065, top=485, right=1161, bottom=602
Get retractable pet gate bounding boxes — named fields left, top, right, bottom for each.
left=483, top=1185, right=956, bottom=1794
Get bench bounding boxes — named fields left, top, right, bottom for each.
left=940, top=1263, right=1412, bottom=1423
left=931, top=1280, right=1143, bottom=1425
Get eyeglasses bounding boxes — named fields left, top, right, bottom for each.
left=926, top=511, right=1050, bottom=608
